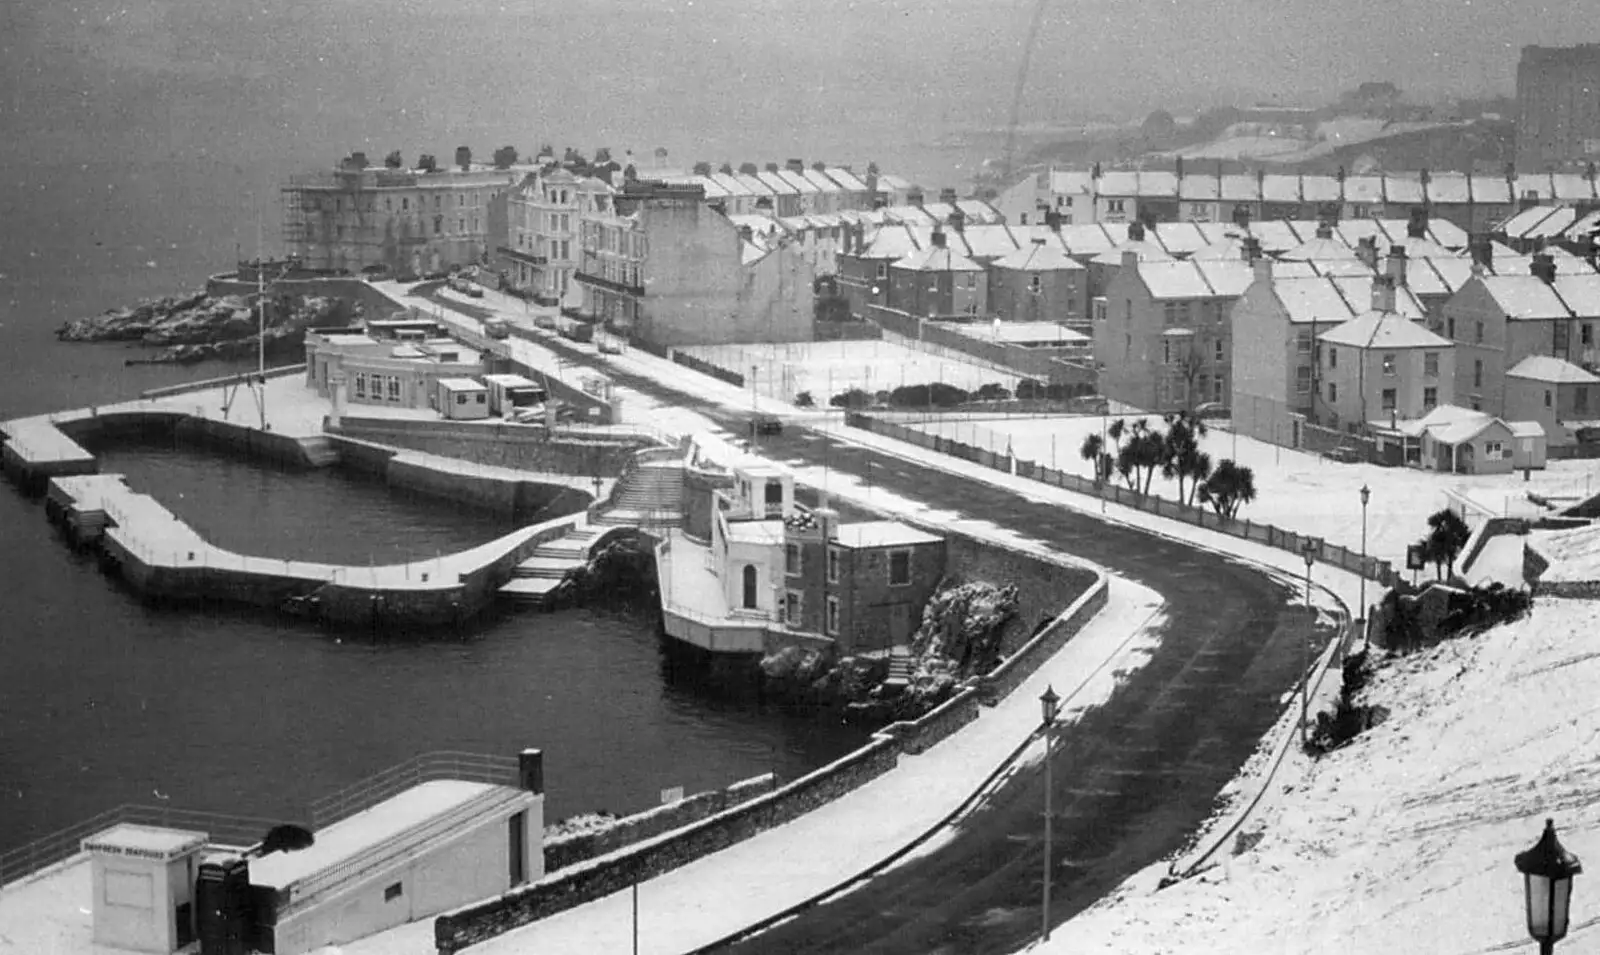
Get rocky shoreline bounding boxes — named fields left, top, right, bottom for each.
left=56, top=289, right=358, bottom=365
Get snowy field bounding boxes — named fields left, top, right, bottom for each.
left=674, top=340, right=1031, bottom=405
left=1051, top=598, right=1600, bottom=955
left=898, top=413, right=1599, bottom=575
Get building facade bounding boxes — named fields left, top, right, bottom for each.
left=1517, top=44, right=1600, bottom=173
left=502, top=169, right=616, bottom=303
left=575, top=181, right=815, bottom=348
left=1316, top=279, right=1456, bottom=431
left=1096, top=254, right=1251, bottom=412
left=988, top=238, right=1089, bottom=329
left=886, top=229, right=988, bottom=318
left=1504, top=355, right=1600, bottom=448
left=282, top=149, right=532, bottom=276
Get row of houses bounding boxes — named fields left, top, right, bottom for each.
left=997, top=166, right=1600, bottom=237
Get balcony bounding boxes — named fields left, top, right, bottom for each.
left=497, top=245, right=548, bottom=266
left=575, top=269, right=645, bottom=298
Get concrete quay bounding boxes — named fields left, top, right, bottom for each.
left=44, top=471, right=594, bottom=630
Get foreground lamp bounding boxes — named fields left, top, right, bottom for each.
left=1517, top=819, right=1583, bottom=955
left=1299, top=537, right=1318, bottom=747
left=1039, top=684, right=1061, bottom=943
left=1359, top=484, right=1371, bottom=650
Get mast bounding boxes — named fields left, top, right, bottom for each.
left=255, top=213, right=269, bottom=430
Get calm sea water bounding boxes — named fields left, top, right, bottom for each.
left=0, top=2, right=1009, bottom=858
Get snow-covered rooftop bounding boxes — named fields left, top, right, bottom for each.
left=1318, top=312, right=1452, bottom=349
left=833, top=520, right=943, bottom=549
left=1507, top=355, right=1600, bottom=385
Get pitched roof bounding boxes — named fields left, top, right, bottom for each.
left=1134, top=259, right=1251, bottom=299
left=733, top=173, right=775, bottom=196
left=991, top=239, right=1085, bottom=271
left=823, top=167, right=868, bottom=192
left=859, top=223, right=921, bottom=259
left=776, top=169, right=820, bottom=195
left=1555, top=273, right=1600, bottom=314
left=891, top=242, right=985, bottom=273
left=1148, top=221, right=1210, bottom=256
left=1318, top=311, right=1453, bottom=349
left=882, top=204, right=938, bottom=226
left=1480, top=275, right=1574, bottom=320
left=951, top=223, right=1023, bottom=259
left=1091, top=239, right=1173, bottom=266
left=956, top=199, right=1004, bottom=224
left=801, top=169, right=842, bottom=194
left=1507, top=355, right=1600, bottom=384
left=755, top=171, right=800, bottom=196
left=1281, top=235, right=1359, bottom=261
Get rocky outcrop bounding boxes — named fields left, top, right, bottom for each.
left=56, top=290, right=357, bottom=365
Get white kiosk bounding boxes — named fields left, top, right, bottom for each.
left=81, top=823, right=208, bottom=953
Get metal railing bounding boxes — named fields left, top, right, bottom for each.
left=309, top=751, right=520, bottom=831
left=1, top=804, right=291, bottom=887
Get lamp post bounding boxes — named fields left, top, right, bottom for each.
left=1300, top=537, right=1318, bottom=748
left=1359, top=484, right=1371, bottom=651
left=1039, top=684, right=1061, bottom=944
left=1516, top=819, right=1583, bottom=955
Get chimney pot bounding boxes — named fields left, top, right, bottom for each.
left=1531, top=251, right=1557, bottom=284
left=930, top=228, right=947, bottom=249
left=1032, top=237, right=1049, bottom=246
left=1371, top=273, right=1397, bottom=313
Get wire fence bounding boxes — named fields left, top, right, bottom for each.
left=676, top=342, right=1030, bottom=405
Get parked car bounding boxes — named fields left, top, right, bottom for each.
left=750, top=413, right=783, bottom=437
left=1193, top=402, right=1230, bottom=421
left=482, top=318, right=510, bottom=340
left=598, top=335, right=624, bottom=355
left=533, top=315, right=558, bottom=330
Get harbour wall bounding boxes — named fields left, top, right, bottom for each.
left=327, top=417, right=646, bottom=477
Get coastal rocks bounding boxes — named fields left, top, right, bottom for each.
left=56, top=290, right=357, bottom=365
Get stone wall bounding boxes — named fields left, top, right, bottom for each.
left=981, top=576, right=1111, bottom=703
left=876, top=686, right=984, bottom=756
left=543, top=774, right=778, bottom=873
left=434, top=739, right=899, bottom=953
left=1535, top=579, right=1600, bottom=598
left=942, top=531, right=1100, bottom=657
left=328, top=417, right=642, bottom=476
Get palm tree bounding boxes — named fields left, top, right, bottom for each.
left=1199, top=459, right=1257, bottom=519
left=1419, top=508, right=1472, bottom=579
left=1080, top=432, right=1108, bottom=482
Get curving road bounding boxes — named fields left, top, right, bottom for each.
left=413, top=294, right=1336, bottom=953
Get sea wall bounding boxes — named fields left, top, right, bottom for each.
left=542, top=774, right=779, bottom=874
left=434, top=739, right=900, bottom=953
left=328, top=417, right=643, bottom=476
left=56, top=410, right=319, bottom=469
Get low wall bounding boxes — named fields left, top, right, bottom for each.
left=982, top=576, right=1111, bottom=703
left=671, top=349, right=746, bottom=388
left=1534, top=579, right=1600, bottom=598
left=328, top=417, right=642, bottom=476
left=867, top=306, right=1087, bottom=386
left=543, top=774, right=779, bottom=873
left=875, top=686, right=984, bottom=756
left=434, top=738, right=900, bottom=953
left=847, top=413, right=1401, bottom=589
left=57, top=410, right=318, bottom=470
left=942, top=532, right=1100, bottom=657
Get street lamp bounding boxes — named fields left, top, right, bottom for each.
left=1300, top=537, right=1318, bottom=748
left=1359, top=484, right=1371, bottom=651
left=1517, top=819, right=1583, bottom=955
left=1039, top=684, right=1061, bottom=944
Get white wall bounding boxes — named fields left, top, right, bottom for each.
left=272, top=795, right=540, bottom=955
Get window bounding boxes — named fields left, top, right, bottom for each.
left=457, top=218, right=465, bottom=233
left=434, top=215, right=443, bottom=235
left=1107, top=199, right=1125, bottom=213
left=1475, top=320, right=1484, bottom=344
left=1162, top=339, right=1171, bottom=364
left=1297, top=330, right=1312, bottom=354
left=1163, top=302, right=1180, bottom=325
left=876, top=263, right=887, bottom=280
left=1424, top=352, right=1439, bottom=377
left=1296, top=365, right=1312, bottom=393
left=888, top=549, right=912, bottom=586
left=966, top=273, right=978, bottom=289
left=1485, top=440, right=1504, bottom=457
left=1545, top=389, right=1553, bottom=408
left=456, top=394, right=467, bottom=405
left=433, top=195, right=440, bottom=210
left=785, top=542, right=802, bottom=576
left=1125, top=300, right=1133, bottom=322
left=1020, top=213, right=1029, bottom=225
left=1381, top=388, right=1397, bottom=412
left=1447, top=317, right=1456, bottom=339
left=353, top=373, right=367, bottom=399
left=458, top=194, right=465, bottom=207
left=1093, top=299, right=1107, bottom=322
left=1474, top=359, right=1484, bottom=389
left=826, top=546, right=841, bottom=583
left=1215, top=338, right=1225, bottom=362
left=784, top=590, right=802, bottom=625
left=1424, top=386, right=1438, bottom=410
left=1030, top=274, right=1041, bottom=292
left=1555, top=321, right=1570, bottom=353
left=1584, top=324, right=1594, bottom=346
left=1328, top=382, right=1338, bottom=402
left=1578, top=386, right=1590, bottom=412
left=825, top=596, right=840, bottom=636
left=1382, top=353, right=1396, bottom=375
left=741, top=565, right=758, bottom=609
left=1328, top=347, right=1338, bottom=369
left=1471, top=397, right=1482, bottom=411
left=1215, top=376, right=1225, bottom=401
left=385, top=883, right=403, bottom=902
left=387, top=377, right=400, bottom=402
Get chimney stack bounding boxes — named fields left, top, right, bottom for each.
left=1468, top=233, right=1494, bottom=270
left=1032, top=237, right=1049, bottom=247
left=1121, top=249, right=1140, bottom=270
left=1128, top=220, right=1147, bottom=242
left=1315, top=220, right=1335, bottom=241
left=908, top=187, right=926, bottom=207
left=1175, top=156, right=1185, bottom=181
left=349, top=151, right=369, bottom=169
left=1407, top=207, right=1428, bottom=240
left=1252, top=254, right=1273, bottom=285
left=455, top=145, right=472, bottom=170
left=1386, top=244, right=1408, bottom=289
left=1531, top=251, right=1557, bottom=284
left=1355, top=235, right=1378, bottom=271
left=939, top=186, right=959, bottom=205
left=930, top=227, right=948, bottom=249
left=948, top=208, right=966, bottom=233
left=1371, top=273, right=1397, bottom=313
left=1241, top=236, right=1263, bottom=264
left=1044, top=209, right=1062, bottom=233
left=1232, top=203, right=1251, bottom=230
left=519, top=749, right=544, bottom=795
left=738, top=225, right=754, bottom=245
left=786, top=158, right=805, bottom=173
left=765, top=162, right=780, bottom=174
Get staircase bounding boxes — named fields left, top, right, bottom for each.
left=594, top=461, right=686, bottom=529
left=883, top=646, right=915, bottom=691
left=299, top=435, right=341, bottom=468
left=499, top=526, right=603, bottom=607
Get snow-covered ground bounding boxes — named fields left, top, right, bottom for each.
left=1533, top=523, right=1600, bottom=583
left=897, top=413, right=1598, bottom=575
left=1047, top=599, right=1600, bottom=955
left=674, top=339, right=1030, bottom=405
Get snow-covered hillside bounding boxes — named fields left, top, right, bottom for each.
left=1049, top=599, right=1600, bottom=954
